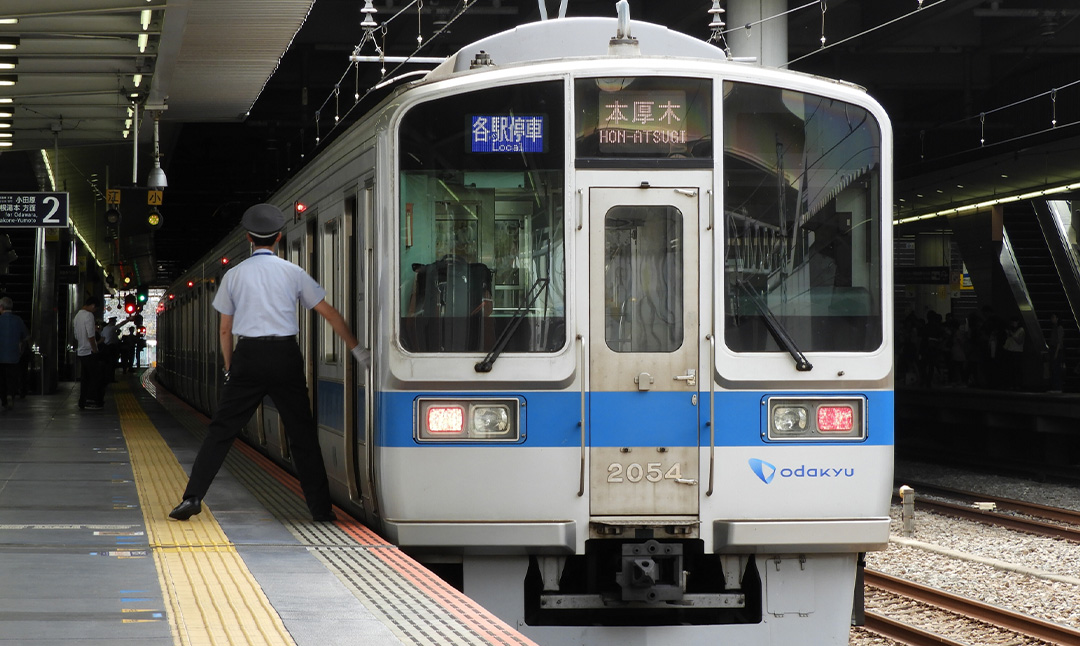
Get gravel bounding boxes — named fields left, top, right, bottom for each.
left=849, top=460, right=1080, bottom=645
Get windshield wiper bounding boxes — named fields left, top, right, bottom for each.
left=475, top=277, right=550, bottom=373
left=736, top=279, right=813, bottom=372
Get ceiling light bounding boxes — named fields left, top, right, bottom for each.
left=0, top=19, right=17, bottom=25
left=132, top=73, right=142, bottom=87
left=0, top=75, right=16, bottom=86
left=141, top=9, right=152, bottom=29
left=138, top=33, right=148, bottom=52
left=0, top=110, right=11, bottom=118
left=0, top=57, right=15, bottom=70
left=0, top=37, right=19, bottom=50
left=0, top=121, right=10, bottom=128
left=0, top=132, right=12, bottom=138
left=0, top=141, right=12, bottom=148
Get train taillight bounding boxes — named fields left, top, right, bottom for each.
left=817, top=406, right=855, bottom=432
left=426, top=405, right=465, bottom=435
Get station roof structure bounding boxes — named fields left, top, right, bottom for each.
left=0, top=0, right=1078, bottom=278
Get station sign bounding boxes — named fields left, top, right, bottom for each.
left=0, top=192, right=70, bottom=228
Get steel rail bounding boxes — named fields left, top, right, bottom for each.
left=901, top=480, right=1080, bottom=526
left=893, top=486, right=1080, bottom=543
left=865, top=569, right=1080, bottom=646
left=862, top=611, right=969, bottom=646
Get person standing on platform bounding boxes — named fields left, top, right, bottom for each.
left=100, top=317, right=120, bottom=383
left=0, top=296, right=29, bottom=411
left=73, top=296, right=104, bottom=410
left=120, top=330, right=136, bottom=374
left=169, top=203, right=365, bottom=523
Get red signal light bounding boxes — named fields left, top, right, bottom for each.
left=221, top=257, right=229, bottom=265
left=187, top=280, right=194, bottom=288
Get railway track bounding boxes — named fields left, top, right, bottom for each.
left=896, top=481, right=1080, bottom=543
left=863, top=569, right=1080, bottom=646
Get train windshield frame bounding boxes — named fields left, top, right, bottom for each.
left=397, top=81, right=567, bottom=355
left=722, top=80, right=884, bottom=355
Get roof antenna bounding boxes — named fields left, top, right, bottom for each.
left=609, top=0, right=640, bottom=55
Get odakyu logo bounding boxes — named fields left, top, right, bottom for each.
left=748, top=458, right=854, bottom=484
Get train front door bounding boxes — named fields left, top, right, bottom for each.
left=588, top=185, right=701, bottom=522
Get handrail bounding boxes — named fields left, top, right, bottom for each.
left=577, top=333, right=586, bottom=497
left=706, top=333, right=716, bottom=496
left=707, top=188, right=717, bottom=497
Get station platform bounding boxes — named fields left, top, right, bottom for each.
left=0, top=372, right=535, bottom=646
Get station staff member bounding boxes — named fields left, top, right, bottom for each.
left=170, top=203, right=365, bottom=522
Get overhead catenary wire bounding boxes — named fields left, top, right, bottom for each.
left=309, top=0, right=477, bottom=152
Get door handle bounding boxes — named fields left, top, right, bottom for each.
left=673, top=369, right=696, bottom=388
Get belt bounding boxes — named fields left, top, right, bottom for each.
left=238, top=335, right=296, bottom=342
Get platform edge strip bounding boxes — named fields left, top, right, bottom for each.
left=115, top=388, right=297, bottom=646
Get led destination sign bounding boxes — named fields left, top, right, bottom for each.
left=470, top=114, right=545, bottom=153
left=598, top=91, right=687, bottom=154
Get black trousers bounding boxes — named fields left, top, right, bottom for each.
left=0, top=362, right=17, bottom=405
left=78, top=354, right=104, bottom=406
left=182, top=338, right=332, bottom=517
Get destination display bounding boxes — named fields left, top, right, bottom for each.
left=597, top=91, right=688, bottom=154
left=470, top=114, right=545, bottom=153
left=575, top=77, right=712, bottom=160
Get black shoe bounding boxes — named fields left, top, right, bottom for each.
left=84, top=403, right=104, bottom=410
left=169, top=497, right=202, bottom=520
left=312, top=510, right=337, bottom=522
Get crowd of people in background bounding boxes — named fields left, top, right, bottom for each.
left=73, top=295, right=148, bottom=410
left=898, top=307, right=1066, bottom=392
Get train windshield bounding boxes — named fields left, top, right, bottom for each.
left=723, top=81, right=883, bottom=354
left=397, top=81, right=566, bottom=354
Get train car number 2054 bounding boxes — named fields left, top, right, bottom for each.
left=606, top=461, right=690, bottom=484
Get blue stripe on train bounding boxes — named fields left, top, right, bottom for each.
left=376, top=390, right=894, bottom=448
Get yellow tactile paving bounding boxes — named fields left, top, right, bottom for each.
left=114, top=386, right=296, bottom=646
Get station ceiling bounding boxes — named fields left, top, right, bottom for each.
left=0, top=0, right=1078, bottom=279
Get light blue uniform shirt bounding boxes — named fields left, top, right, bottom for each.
left=213, top=250, right=326, bottom=337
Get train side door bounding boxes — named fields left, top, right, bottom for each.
left=588, top=186, right=701, bottom=521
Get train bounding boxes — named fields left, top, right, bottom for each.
left=156, top=8, right=894, bottom=646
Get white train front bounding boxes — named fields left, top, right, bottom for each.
left=157, top=13, right=894, bottom=646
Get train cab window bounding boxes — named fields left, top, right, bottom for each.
left=397, top=81, right=566, bottom=354
left=722, top=81, right=883, bottom=353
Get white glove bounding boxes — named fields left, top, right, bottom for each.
left=351, top=346, right=371, bottom=369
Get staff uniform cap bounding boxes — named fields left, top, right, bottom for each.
left=242, top=203, right=286, bottom=235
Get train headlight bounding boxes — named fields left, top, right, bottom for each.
left=766, top=397, right=866, bottom=441
left=416, top=398, right=521, bottom=442
left=772, top=406, right=808, bottom=434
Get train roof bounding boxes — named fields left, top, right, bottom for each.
left=426, top=18, right=728, bottom=82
